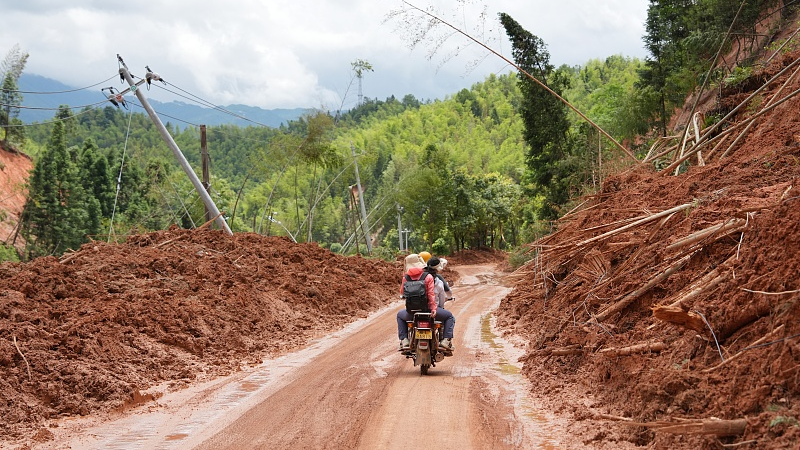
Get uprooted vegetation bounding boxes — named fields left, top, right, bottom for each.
left=499, top=48, right=800, bottom=448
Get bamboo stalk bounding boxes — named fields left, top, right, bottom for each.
left=598, top=341, right=666, bottom=356
left=702, top=324, right=785, bottom=373
left=665, top=218, right=747, bottom=253
left=702, top=132, right=730, bottom=162
left=626, top=418, right=747, bottom=436
left=663, top=82, right=800, bottom=174
left=720, top=60, right=800, bottom=159
left=575, top=203, right=694, bottom=249
left=550, top=345, right=584, bottom=356
left=610, top=212, right=677, bottom=281
left=594, top=253, right=692, bottom=322
left=686, top=56, right=800, bottom=153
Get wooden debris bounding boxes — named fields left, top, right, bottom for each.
left=665, top=218, right=747, bottom=253
left=598, top=341, right=666, bottom=356
left=626, top=418, right=747, bottom=436
left=593, top=253, right=692, bottom=322
left=575, top=203, right=694, bottom=249
left=549, top=345, right=584, bottom=356
left=651, top=305, right=707, bottom=333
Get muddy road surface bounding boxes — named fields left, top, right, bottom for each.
left=39, top=264, right=564, bottom=449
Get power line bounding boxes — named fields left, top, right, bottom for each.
left=0, top=103, right=105, bottom=128
left=7, top=75, right=118, bottom=94
left=141, top=76, right=293, bottom=129
left=0, top=99, right=110, bottom=111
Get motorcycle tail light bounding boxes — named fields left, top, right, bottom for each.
left=418, top=320, right=430, bottom=328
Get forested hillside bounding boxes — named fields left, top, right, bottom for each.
left=2, top=54, right=642, bottom=262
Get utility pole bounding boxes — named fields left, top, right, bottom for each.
left=116, top=55, right=231, bottom=235
left=397, top=204, right=404, bottom=251
left=200, top=125, right=212, bottom=225
left=350, top=142, right=371, bottom=254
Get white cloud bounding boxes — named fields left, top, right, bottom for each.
left=0, top=0, right=649, bottom=110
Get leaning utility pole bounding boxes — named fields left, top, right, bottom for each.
left=116, top=55, right=231, bottom=235
left=200, top=125, right=212, bottom=224
left=350, top=142, right=371, bottom=253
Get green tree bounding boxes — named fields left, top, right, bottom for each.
left=21, top=107, right=92, bottom=257
left=0, top=44, right=29, bottom=148
left=499, top=13, right=572, bottom=219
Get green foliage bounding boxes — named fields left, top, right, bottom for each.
left=724, top=65, right=753, bottom=86
left=769, top=415, right=799, bottom=428
left=507, top=246, right=534, bottom=270
left=22, top=107, right=92, bottom=257
left=638, top=0, right=782, bottom=135
left=499, top=13, right=575, bottom=221
left=1, top=44, right=29, bottom=148
left=0, top=243, right=19, bottom=262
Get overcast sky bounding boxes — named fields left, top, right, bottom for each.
left=0, top=0, right=649, bottom=111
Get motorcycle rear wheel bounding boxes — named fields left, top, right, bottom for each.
left=420, top=364, right=430, bottom=375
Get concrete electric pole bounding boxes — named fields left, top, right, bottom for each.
left=116, top=55, right=232, bottom=235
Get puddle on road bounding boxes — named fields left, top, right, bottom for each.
left=480, top=313, right=561, bottom=449
left=164, top=433, right=188, bottom=441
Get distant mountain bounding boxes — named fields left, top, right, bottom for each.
left=16, top=74, right=307, bottom=129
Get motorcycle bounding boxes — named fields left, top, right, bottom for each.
left=402, top=310, right=452, bottom=375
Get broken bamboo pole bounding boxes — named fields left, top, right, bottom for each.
left=668, top=56, right=800, bottom=166
left=664, top=253, right=738, bottom=309
left=665, top=218, right=747, bottom=253
left=635, top=418, right=748, bottom=436
left=575, top=203, right=695, bottom=249
left=720, top=60, right=800, bottom=159
left=662, top=82, right=800, bottom=174
left=598, top=341, right=666, bottom=356
left=593, top=253, right=693, bottom=322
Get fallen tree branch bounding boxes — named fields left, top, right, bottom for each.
left=12, top=336, right=32, bottom=382
left=575, top=203, right=694, bottom=249
left=197, top=212, right=224, bottom=230
left=741, top=288, right=800, bottom=295
left=598, top=341, right=666, bottom=356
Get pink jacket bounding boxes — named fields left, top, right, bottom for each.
left=400, top=267, right=437, bottom=315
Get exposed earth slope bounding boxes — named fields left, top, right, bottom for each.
left=498, top=48, right=800, bottom=449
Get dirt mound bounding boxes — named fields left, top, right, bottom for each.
left=447, top=247, right=508, bottom=266
left=0, top=227, right=400, bottom=444
left=498, top=49, right=800, bottom=448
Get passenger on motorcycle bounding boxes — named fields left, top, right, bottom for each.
left=424, top=257, right=455, bottom=350
left=421, top=251, right=454, bottom=299
left=397, top=253, right=436, bottom=351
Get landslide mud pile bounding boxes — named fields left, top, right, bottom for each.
left=498, top=50, right=800, bottom=448
left=0, top=228, right=399, bottom=442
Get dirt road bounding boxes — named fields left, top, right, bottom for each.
left=42, top=264, right=563, bottom=449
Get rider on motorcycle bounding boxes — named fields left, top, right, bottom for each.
left=397, top=253, right=436, bottom=351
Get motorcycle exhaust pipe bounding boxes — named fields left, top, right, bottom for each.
left=435, top=351, right=444, bottom=362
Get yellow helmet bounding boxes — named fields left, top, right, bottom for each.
left=419, top=251, right=432, bottom=263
